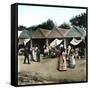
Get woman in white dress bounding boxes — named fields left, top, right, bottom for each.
left=32, top=47, right=37, bottom=62
left=69, top=48, right=76, bottom=68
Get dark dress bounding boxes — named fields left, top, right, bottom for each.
left=57, top=47, right=67, bottom=71
left=36, top=49, right=40, bottom=62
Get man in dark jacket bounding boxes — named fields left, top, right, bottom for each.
left=23, top=46, right=30, bottom=64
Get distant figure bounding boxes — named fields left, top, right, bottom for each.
left=57, top=44, right=67, bottom=71
left=75, top=48, right=79, bottom=60
left=43, top=45, right=46, bottom=57
left=69, top=48, right=76, bottom=68
left=36, top=46, right=40, bottom=62
left=67, top=45, right=71, bottom=56
left=23, top=46, right=30, bottom=64
left=67, top=45, right=71, bottom=67
left=43, top=48, right=49, bottom=57
left=32, top=47, right=37, bottom=62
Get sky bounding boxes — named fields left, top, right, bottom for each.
left=18, top=5, right=86, bottom=27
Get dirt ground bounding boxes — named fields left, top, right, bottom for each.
left=18, top=55, right=86, bottom=85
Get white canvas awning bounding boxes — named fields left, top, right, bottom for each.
left=70, top=38, right=82, bottom=46
left=24, top=38, right=30, bottom=45
left=50, top=39, right=63, bottom=47
left=18, top=38, right=30, bottom=45
left=18, top=31, right=22, bottom=38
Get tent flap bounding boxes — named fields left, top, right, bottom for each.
left=70, top=38, right=82, bottom=46
left=18, top=31, right=22, bottom=37
left=50, top=39, right=63, bottom=47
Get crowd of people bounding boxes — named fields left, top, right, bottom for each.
left=23, top=45, right=40, bottom=64
left=19, top=43, right=80, bottom=71
left=57, top=44, right=76, bottom=71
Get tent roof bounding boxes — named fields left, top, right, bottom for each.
left=19, top=30, right=30, bottom=39
left=32, top=28, right=45, bottom=39
left=57, top=28, right=70, bottom=37
left=73, top=26, right=86, bottom=37
left=48, top=27, right=63, bottom=38
left=39, top=28, right=51, bottom=38
left=32, top=28, right=51, bottom=39
left=65, top=26, right=86, bottom=38
left=19, top=26, right=86, bottom=39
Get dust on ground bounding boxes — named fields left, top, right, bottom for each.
left=18, top=55, right=86, bottom=85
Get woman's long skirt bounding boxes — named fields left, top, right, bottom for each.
left=57, top=54, right=67, bottom=71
